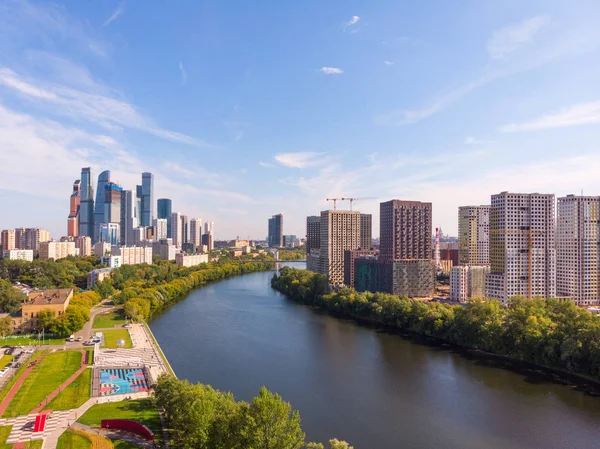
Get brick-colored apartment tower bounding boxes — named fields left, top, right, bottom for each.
left=380, top=200, right=432, bottom=261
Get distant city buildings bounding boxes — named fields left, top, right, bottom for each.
left=171, top=212, right=183, bottom=248
left=111, top=246, right=153, bottom=265
left=306, top=216, right=320, bottom=253
left=3, top=249, right=34, bottom=261
left=450, top=265, right=489, bottom=302
left=355, top=259, right=435, bottom=298
left=39, top=241, right=78, bottom=260
left=485, top=192, right=556, bottom=303
left=154, top=218, right=168, bottom=240
left=140, top=172, right=154, bottom=227
left=268, top=214, right=283, bottom=248
left=190, top=218, right=202, bottom=247
left=176, top=253, right=209, bottom=267
left=79, top=167, right=95, bottom=239
left=359, top=213, right=372, bottom=250
left=344, top=249, right=379, bottom=288
left=1, top=228, right=51, bottom=252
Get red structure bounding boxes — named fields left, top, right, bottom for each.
left=34, top=411, right=50, bottom=432
left=101, top=419, right=154, bottom=440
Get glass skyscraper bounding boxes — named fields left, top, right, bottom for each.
left=94, top=170, right=111, bottom=242
left=79, top=167, right=95, bottom=239
left=120, top=190, right=138, bottom=246
left=141, top=172, right=154, bottom=227
left=157, top=198, right=172, bottom=237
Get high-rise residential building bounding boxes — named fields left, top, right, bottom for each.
left=94, top=170, right=111, bottom=242
left=171, top=212, right=183, bottom=248
left=355, top=259, right=436, bottom=298
left=380, top=200, right=432, bottom=262
left=306, top=216, right=320, bottom=253
left=360, top=213, right=372, bottom=250
left=556, top=195, right=600, bottom=306
left=319, top=210, right=361, bottom=286
left=39, top=241, right=78, bottom=260
left=268, top=214, right=283, bottom=248
left=24, top=228, right=51, bottom=251
left=99, top=223, right=120, bottom=246
left=190, top=218, right=202, bottom=247
left=1, top=230, right=16, bottom=251
left=154, top=218, right=168, bottom=240
left=181, top=215, right=189, bottom=245
left=157, top=198, right=172, bottom=237
left=74, top=236, right=92, bottom=257
left=450, top=265, right=490, bottom=302
left=67, top=179, right=80, bottom=237
left=79, top=167, right=95, bottom=239
left=201, top=233, right=213, bottom=252
left=344, top=249, right=379, bottom=287
left=15, top=228, right=27, bottom=249
left=458, top=205, right=490, bottom=265
left=485, top=192, right=556, bottom=303
left=120, top=190, right=138, bottom=246
left=111, top=246, right=153, bottom=265
left=141, top=172, right=154, bottom=227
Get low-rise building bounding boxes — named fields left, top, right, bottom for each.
left=355, top=259, right=435, bottom=298
left=156, top=238, right=177, bottom=261
left=176, top=253, right=209, bottom=267
left=87, top=268, right=113, bottom=289
left=230, top=250, right=243, bottom=258
left=101, top=255, right=121, bottom=269
left=39, top=241, right=78, bottom=260
left=11, top=288, right=73, bottom=333
left=3, top=249, right=34, bottom=261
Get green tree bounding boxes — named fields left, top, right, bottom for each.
left=0, top=316, right=12, bottom=341
left=241, top=386, right=305, bottom=449
left=123, top=298, right=151, bottom=322
left=64, top=305, right=90, bottom=333
left=0, top=279, right=26, bottom=313
left=37, top=310, right=56, bottom=331
left=94, top=280, right=115, bottom=299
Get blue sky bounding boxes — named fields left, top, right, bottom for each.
left=1, top=0, right=600, bottom=239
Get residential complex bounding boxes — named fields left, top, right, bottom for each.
left=360, top=213, right=372, bottom=250
left=111, top=246, right=153, bottom=265
left=39, top=241, right=78, bottom=260
left=344, top=249, right=378, bottom=288
left=318, top=210, right=361, bottom=285
left=380, top=200, right=432, bottom=261
left=450, top=265, right=490, bottom=302
left=3, top=250, right=34, bottom=261
left=556, top=195, right=600, bottom=306
left=485, top=192, right=556, bottom=303
left=458, top=205, right=490, bottom=265
left=355, top=259, right=436, bottom=298
left=176, top=253, right=209, bottom=267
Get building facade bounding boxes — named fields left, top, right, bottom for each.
left=79, top=167, right=95, bottom=239
left=344, top=249, right=379, bottom=287
left=112, top=246, right=153, bottom=265
left=157, top=198, right=173, bottom=238
left=268, top=214, right=283, bottom=247
left=355, top=259, right=436, bottom=298
left=556, top=195, right=600, bottom=306
left=450, top=265, right=490, bottom=302
left=120, top=190, right=137, bottom=246
left=99, top=223, right=120, bottom=246
left=306, top=216, right=320, bottom=253
left=380, top=200, right=432, bottom=262
left=94, top=170, right=111, bottom=242
left=319, top=210, right=361, bottom=286
left=39, top=242, right=78, bottom=260
left=74, top=236, right=92, bottom=257
left=141, top=172, right=154, bottom=227
left=485, top=192, right=556, bottom=303
left=359, top=213, right=372, bottom=250
left=1, top=230, right=15, bottom=251
left=458, top=205, right=490, bottom=265
left=176, top=253, right=209, bottom=267
left=67, top=179, right=80, bottom=237
left=154, top=218, right=168, bottom=240
left=3, top=250, right=34, bottom=261
left=171, top=212, right=183, bottom=248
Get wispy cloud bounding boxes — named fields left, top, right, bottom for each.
left=178, top=60, right=187, bottom=85
left=500, top=101, right=600, bottom=132
left=487, top=15, right=549, bottom=60
left=0, top=67, right=212, bottom=147
left=464, top=136, right=487, bottom=145
left=103, top=4, right=124, bottom=27
left=384, top=61, right=394, bottom=66
left=319, top=67, right=343, bottom=75
left=347, top=16, right=360, bottom=27
left=259, top=161, right=275, bottom=168
left=274, top=152, right=327, bottom=168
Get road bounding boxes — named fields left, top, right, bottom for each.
left=76, top=299, right=115, bottom=341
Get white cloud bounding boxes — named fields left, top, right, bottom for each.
left=178, top=60, right=187, bottom=85
left=274, top=152, right=327, bottom=168
left=384, top=61, right=394, bottom=66
left=0, top=67, right=212, bottom=147
left=103, top=4, right=124, bottom=27
left=487, top=15, right=549, bottom=60
left=319, top=67, right=344, bottom=75
left=347, top=16, right=360, bottom=26
left=464, top=136, right=487, bottom=145
left=500, top=101, right=600, bottom=132
left=259, top=161, right=274, bottom=168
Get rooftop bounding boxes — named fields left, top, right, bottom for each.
left=26, top=288, right=73, bottom=306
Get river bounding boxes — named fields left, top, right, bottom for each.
left=150, top=263, right=600, bottom=448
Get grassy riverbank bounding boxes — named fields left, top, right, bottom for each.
left=272, top=267, right=600, bottom=383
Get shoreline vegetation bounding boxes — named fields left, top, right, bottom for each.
left=271, top=267, right=600, bottom=391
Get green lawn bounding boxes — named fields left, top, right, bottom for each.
left=0, top=425, right=11, bottom=447
left=57, top=430, right=91, bottom=449
left=78, top=399, right=162, bottom=441
left=102, top=330, right=132, bottom=349
left=45, top=368, right=91, bottom=411
left=93, top=311, right=127, bottom=329
left=0, top=356, right=13, bottom=371
left=0, top=336, right=65, bottom=346
left=0, top=351, right=49, bottom=403
left=2, top=351, right=83, bottom=418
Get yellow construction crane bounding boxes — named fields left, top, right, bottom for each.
left=490, top=227, right=545, bottom=300
left=326, top=198, right=343, bottom=210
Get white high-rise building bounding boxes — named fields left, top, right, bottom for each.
left=557, top=195, right=600, bottom=306
left=39, top=241, right=78, bottom=260
left=318, top=210, right=361, bottom=286
left=112, top=246, right=153, bottom=265
left=154, top=218, right=168, bottom=240
left=458, top=205, right=490, bottom=265
left=450, top=265, right=490, bottom=303
left=485, top=192, right=556, bottom=303
left=190, top=218, right=202, bottom=247
left=171, top=212, right=183, bottom=248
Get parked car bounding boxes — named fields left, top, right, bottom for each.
left=76, top=336, right=83, bottom=342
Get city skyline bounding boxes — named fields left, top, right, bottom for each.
left=2, top=1, right=600, bottom=239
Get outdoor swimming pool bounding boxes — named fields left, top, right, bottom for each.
left=99, top=368, right=148, bottom=396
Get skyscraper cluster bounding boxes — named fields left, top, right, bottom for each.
left=68, top=167, right=214, bottom=252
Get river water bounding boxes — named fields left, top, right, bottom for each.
left=150, top=263, right=600, bottom=449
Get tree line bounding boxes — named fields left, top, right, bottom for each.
left=271, top=267, right=600, bottom=381
left=155, top=375, right=352, bottom=449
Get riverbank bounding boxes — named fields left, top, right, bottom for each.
left=271, top=267, right=600, bottom=388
